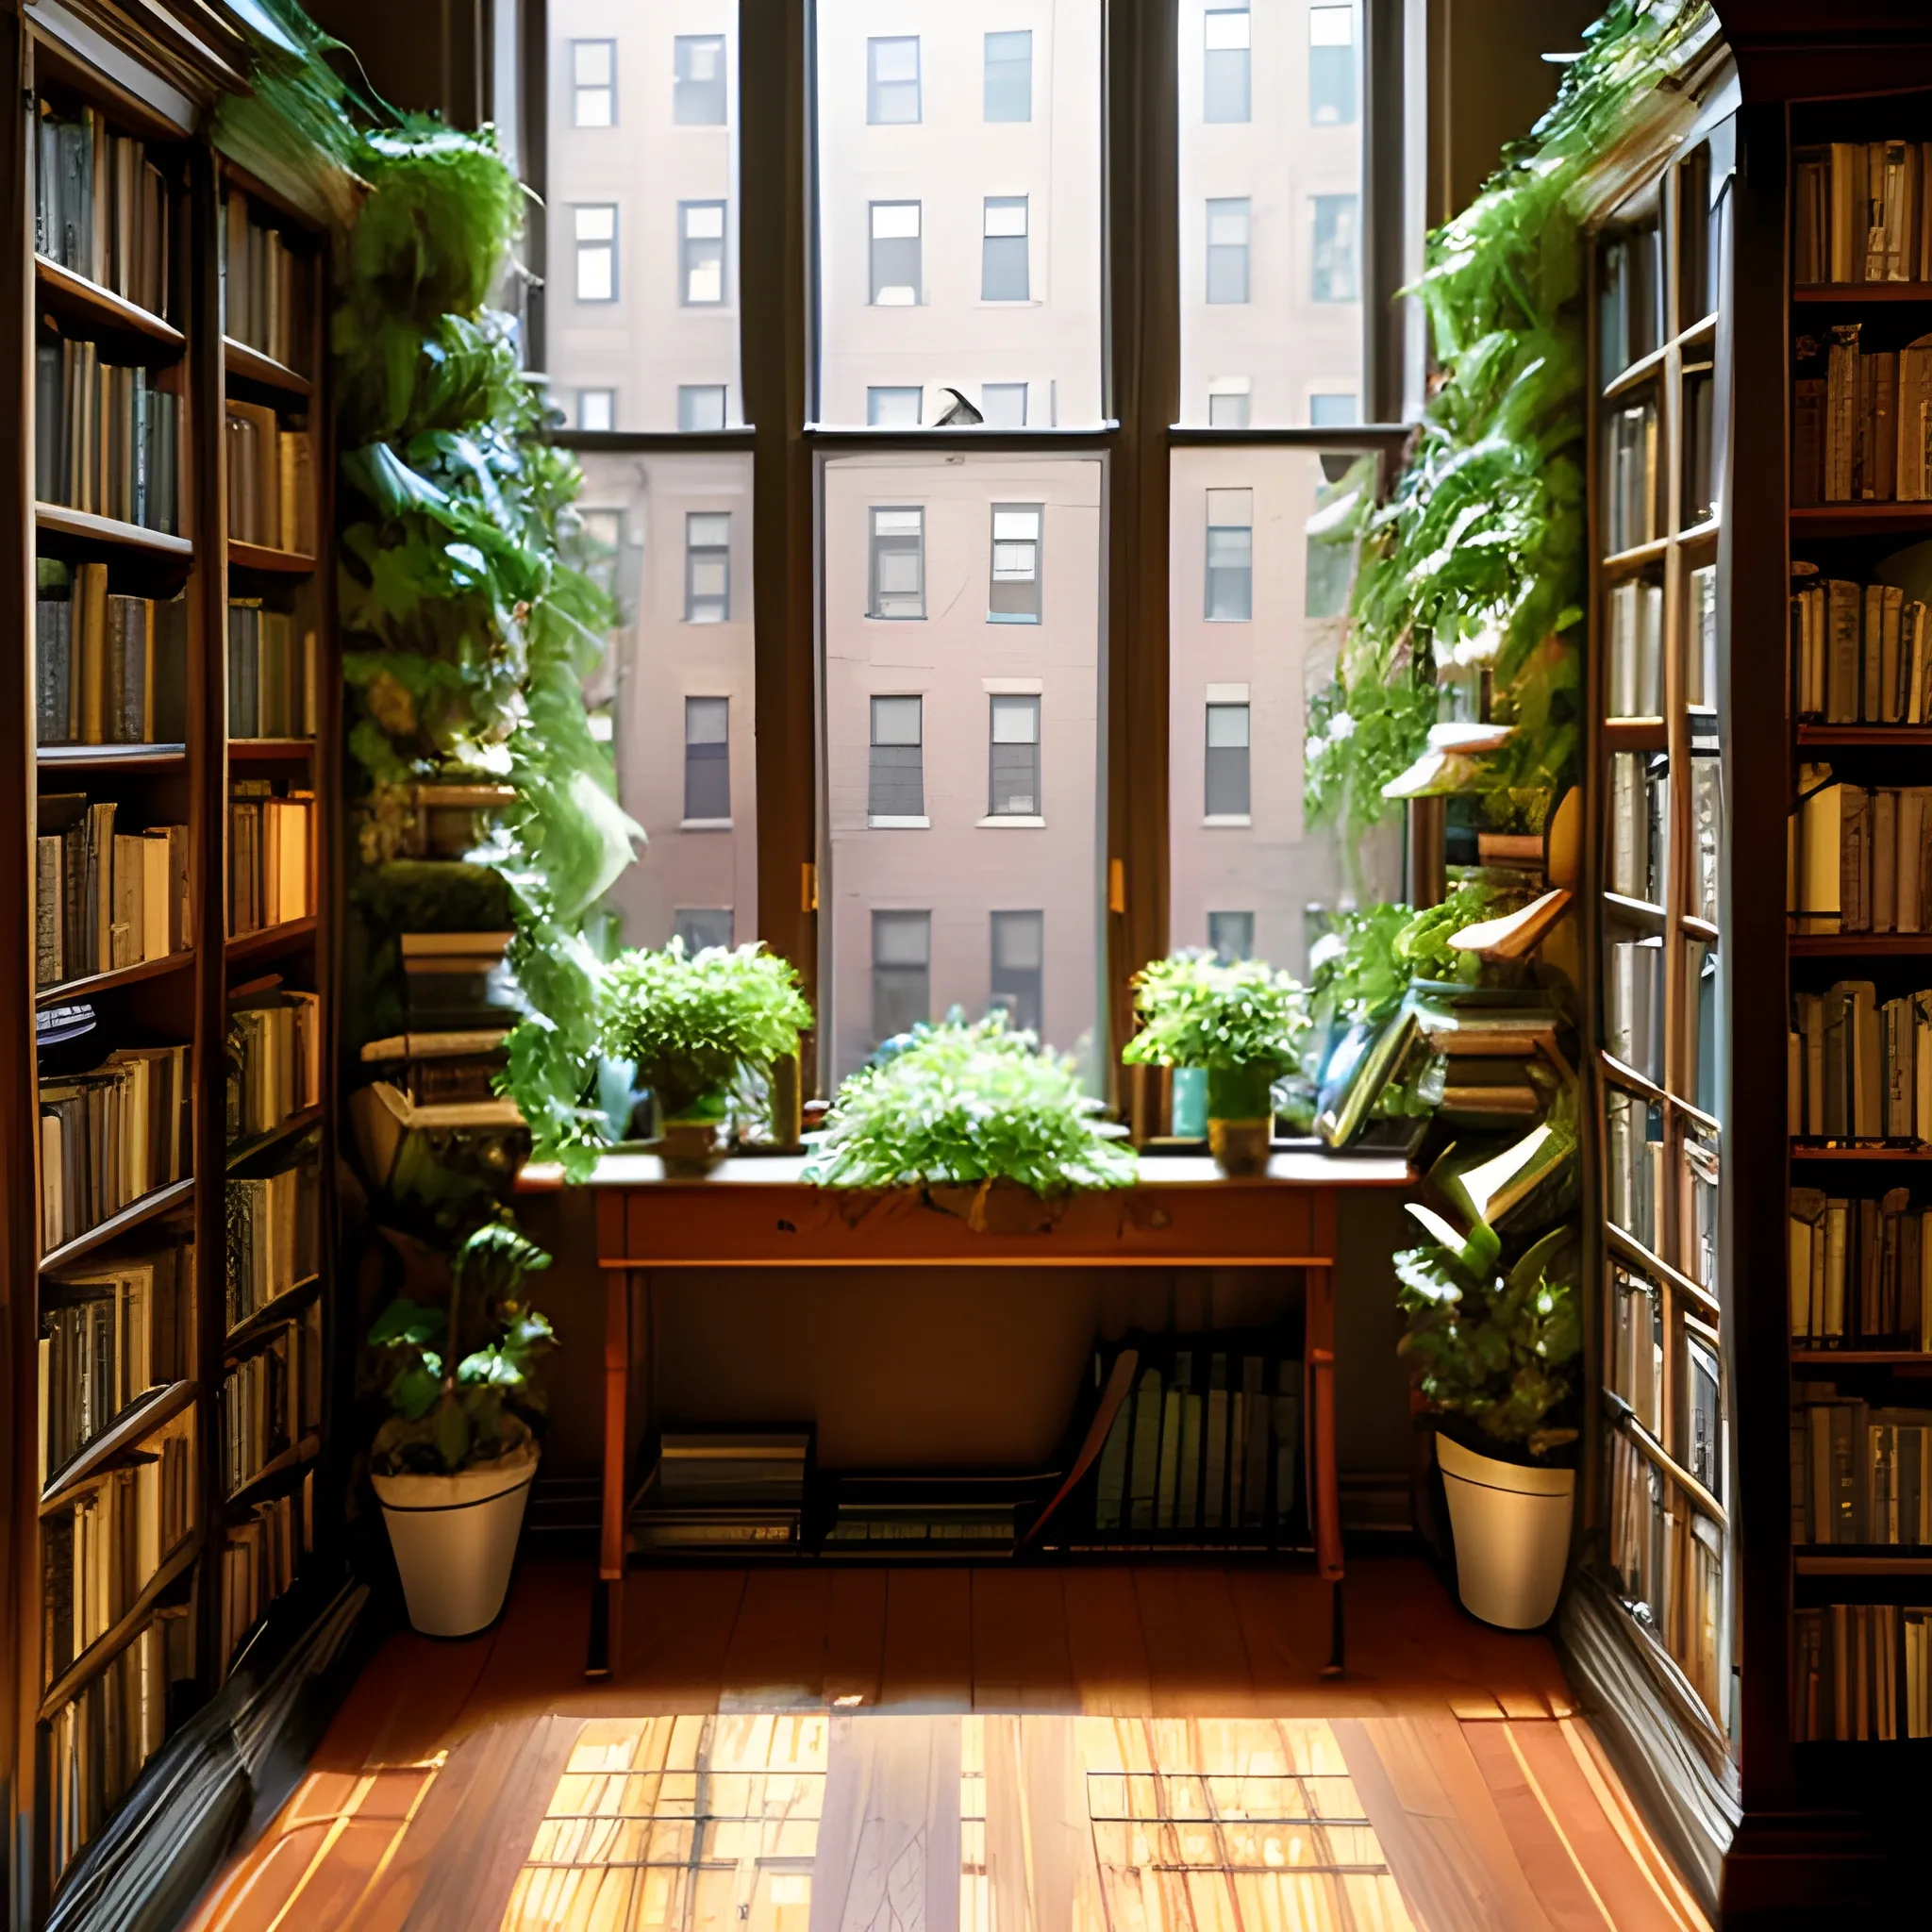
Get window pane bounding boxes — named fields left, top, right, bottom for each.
left=869, top=507, right=925, bottom=617
left=868, top=386, right=924, bottom=426
left=981, top=382, right=1028, bottom=426
left=575, top=451, right=756, bottom=950
left=990, top=909, right=1044, bottom=1033
left=548, top=3, right=741, bottom=431
left=1208, top=382, right=1251, bottom=427
left=824, top=455, right=1102, bottom=1082
left=579, top=387, right=616, bottom=431
left=817, top=2, right=1103, bottom=428
left=1169, top=448, right=1400, bottom=976
left=1179, top=0, right=1363, bottom=427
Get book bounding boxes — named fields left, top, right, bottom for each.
left=37, top=1046, right=192, bottom=1250
left=225, top=1152, right=322, bottom=1330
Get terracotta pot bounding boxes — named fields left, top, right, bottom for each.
left=1436, top=1431, right=1574, bottom=1629
left=372, top=1447, right=537, bottom=1637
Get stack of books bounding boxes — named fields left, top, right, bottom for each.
left=227, top=601, right=317, bottom=738
left=824, top=1474, right=1039, bottom=1554
left=1604, top=399, right=1658, bottom=553
left=401, top=930, right=518, bottom=1028
left=38, top=1242, right=192, bottom=1478
left=33, top=329, right=181, bottom=532
left=632, top=1431, right=808, bottom=1550
left=1790, top=1188, right=1931, bottom=1346
left=1792, top=1388, right=1932, bottom=1543
left=1792, top=141, right=1932, bottom=284
left=358, top=1028, right=509, bottom=1106
left=226, top=987, right=321, bottom=1146
left=228, top=781, right=313, bottom=935
left=38, top=1045, right=192, bottom=1250
left=36, top=794, right=191, bottom=986
left=36, top=564, right=188, bottom=746
left=1792, top=1604, right=1932, bottom=1741
left=1607, top=1429, right=1725, bottom=1717
left=221, top=1302, right=320, bottom=1494
left=225, top=1154, right=320, bottom=1328
left=1790, top=575, right=1932, bottom=724
left=224, top=403, right=314, bottom=555
left=1792, top=323, right=1932, bottom=506
left=34, top=100, right=172, bottom=314
left=1787, top=980, right=1932, bottom=1141
left=221, top=1476, right=312, bottom=1669
left=222, top=198, right=307, bottom=369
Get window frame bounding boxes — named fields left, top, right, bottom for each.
left=572, top=201, right=618, bottom=304
left=571, top=36, right=615, bottom=127
left=675, top=31, right=729, bottom=125
left=981, top=194, right=1031, bottom=303
left=987, top=692, right=1043, bottom=819
left=684, top=510, right=732, bottom=625
left=679, top=198, right=728, bottom=308
left=867, top=33, right=922, bottom=125
left=683, top=695, right=732, bottom=824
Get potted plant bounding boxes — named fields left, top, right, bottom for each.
left=1394, top=1192, right=1580, bottom=1630
left=598, top=939, right=812, bottom=1172
left=1124, top=952, right=1309, bottom=1174
left=806, top=1011, right=1134, bottom=1226
left=367, top=1218, right=556, bottom=1637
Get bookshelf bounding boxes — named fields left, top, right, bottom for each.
left=1, top=17, right=339, bottom=1922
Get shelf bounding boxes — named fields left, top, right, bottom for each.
left=39, top=1380, right=197, bottom=1513
left=226, top=1104, right=323, bottom=1171
left=223, top=337, right=312, bottom=397
left=1607, top=1224, right=1723, bottom=1320
left=34, top=255, right=185, bottom=350
left=35, top=503, right=193, bottom=558
left=41, top=1176, right=195, bottom=1273
left=1792, top=283, right=1932, bottom=303
left=1603, top=891, right=1666, bottom=931
left=1598, top=1051, right=1668, bottom=1107
left=1603, top=718, right=1667, bottom=751
left=1677, top=516, right=1720, bottom=546
left=37, top=742, right=188, bottom=771
left=1682, top=915, right=1720, bottom=943
left=226, top=1432, right=320, bottom=1513
left=228, top=738, right=316, bottom=761
left=1791, top=505, right=1932, bottom=538
left=1791, top=1351, right=1932, bottom=1367
left=1790, top=1143, right=1932, bottom=1161
left=35, top=949, right=193, bottom=1009
left=1603, top=341, right=1668, bottom=401
left=1790, top=933, right=1932, bottom=957
left=1796, top=724, right=1932, bottom=748
left=225, top=1274, right=321, bottom=1354
left=1607, top=1402, right=1728, bottom=1529
left=1678, top=309, right=1720, bottom=347
left=225, top=916, right=318, bottom=966
left=1794, top=1552, right=1932, bottom=1577
left=1600, top=536, right=1671, bottom=575
left=38, top=1535, right=201, bottom=1722
left=226, top=541, right=316, bottom=575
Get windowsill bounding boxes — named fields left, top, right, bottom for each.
left=977, top=814, right=1045, bottom=828
left=867, top=815, right=930, bottom=829
left=1203, top=814, right=1253, bottom=828
left=679, top=817, right=734, bottom=832
left=986, top=611, right=1041, bottom=625
left=866, top=614, right=925, bottom=622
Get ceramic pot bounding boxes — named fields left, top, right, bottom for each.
left=1436, top=1430, right=1574, bottom=1629
left=372, top=1447, right=538, bottom=1637
left=658, top=1119, right=724, bottom=1174
left=1206, top=1063, right=1275, bottom=1175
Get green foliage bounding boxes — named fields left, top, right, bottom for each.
left=598, top=941, right=813, bottom=1124
left=1123, top=952, right=1310, bottom=1074
left=808, top=1013, right=1136, bottom=1195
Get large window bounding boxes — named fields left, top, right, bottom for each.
left=869, top=201, right=922, bottom=307
left=574, top=204, right=616, bottom=302
left=988, top=694, right=1042, bottom=817
left=675, top=33, right=727, bottom=125
left=868, top=508, right=925, bottom=619
left=868, top=696, right=925, bottom=823
left=1205, top=489, right=1254, bottom=620
left=984, top=30, right=1032, bottom=123
left=1204, top=7, right=1252, bottom=123
left=684, top=696, right=731, bottom=821
left=988, top=506, right=1042, bottom=620
left=872, top=911, right=932, bottom=1041
left=868, top=35, right=922, bottom=125
left=572, top=39, right=615, bottom=127
left=991, top=910, right=1045, bottom=1033
left=981, top=197, right=1030, bottom=303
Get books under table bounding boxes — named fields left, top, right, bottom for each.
left=36, top=563, right=188, bottom=747
left=1792, top=1604, right=1932, bottom=1742
left=38, top=1045, right=192, bottom=1252
left=631, top=1431, right=808, bottom=1551
left=36, top=791, right=191, bottom=988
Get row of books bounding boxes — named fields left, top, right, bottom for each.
left=221, top=1478, right=313, bottom=1671
left=42, top=1418, right=193, bottom=1685
left=1790, top=576, right=1932, bottom=725
left=36, top=564, right=187, bottom=746
left=44, top=1607, right=192, bottom=1888
left=35, top=101, right=172, bottom=316
left=1792, top=324, right=1932, bottom=506
left=36, top=796, right=191, bottom=988
left=220, top=1306, right=320, bottom=1496
left=38, top=1243, right=192, bottom=1479
left=229, top=602, right=318, bottom=740
left=1597, top=226, right=1665, bottom=384
left=1788, top=982, right=1932, bottom=1143
left=1607, top=753, right=1668, bottom=906
left=229, top=784, right=314, bottom=937
left=633, top=1432, right=808, bottom=1551
left=1791, top=775, right=1932, bottom=935
left=1792, top=1605, right=1932, bottom=1742
left=225, top=1158, right=321, bottom=1330
left=1792, top=140, right=1932, bottom=285
left=227, top=990, right=321, bottom=1146
left=35, top=332, right=182, bottom=533
left=1605, top=1091, right=1662, bottom=1254
left=1604, top=568, right=1719, bottom=719
left=39, top=1046, right=192, bottom=1252
left=1604, top=400, right=1658, bottom=557
left=222, top=197, right=308, bottom=371
left=225, top=405, right=315, bottom=556
left=1789, top=1189, right=1931, bottom=1348
left=1793, top=1390, right=1932, bottom=1544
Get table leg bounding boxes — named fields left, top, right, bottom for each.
left=591, top=1263, right=630, bottom=1677
left=1305, top=1210, right=1344, bottom=1674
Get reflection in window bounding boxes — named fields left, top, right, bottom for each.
left=675, top=33, right=727, bottom=125
left=989, top=695, right=1041, bottom=815
left=872, top=910, right=932, bottom=1041
left=989, top=506, right=1042, bottom=621
left=680, top=202, right=725, bottom=305
left=868, top=508, right=925, bottom=618
left=984, top=30, right=1032, bottom=122
left=573, top=40, right=615, bottom=127
left=1208, top=909, right=1255, bottom=960
left=1310, top=193, right=1359, bottom=302
left=675, top=908, right=734, bottom=951
left=869, top=202, right=922, bottom=307
left=1308, top=5, right=1357, bottom=125
left=1204, top=7, right=1252, bottom=123
left=575, top=204, right=617, bottom=302
left=1205, top=489, right=1254, bottom=620
left=868, top=386, right=923, bottom=427
left=678, top=384, right=726, bottom=431
left=980, top=382, right=1027, bottom=427
left=868, top=35, right=921, bottom=125
left=685, top=512, right=730, bottom=624
left=1206, top=198, right=1251, bottom=304
left=982, top=197, right=1030, bottom=302
left=683, top=697, right=730, bottom=821
left=991, top=911, right=1044, bottom=1033
left=868, top=697, right=925, bottom=821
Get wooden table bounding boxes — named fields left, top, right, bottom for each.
left=516, top=1150, right=1413, bottom=1677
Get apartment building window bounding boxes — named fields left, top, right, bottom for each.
left=872, top=911, right=931, bottom=1043
left=868, top=36, right=921, bottom=124
left=1309, top=392, right=1358, bottom=425
left=869, top=697, right=925, bottom=822
left=1308, top=7, right=1358, bottom=126
left=1205, top=490, right=1254, bottom=620
left=684, top=697, right=730, bottom=820
left=981, top=383, right=1027, bottom=427
left=675, top=908, right=734, bottom=951
left=686, top=513, right=730, bottom=624
left=869, top=202, right=922, bottom=306
left=991, top=911, right=1044, bottom=1034
left=572, top=39, right=615, bottom=126
left=868, top=387, right=923, bottom=427
left=577, top=508, right=623, bottom=610
left=575, top=205, right=617, bottom=302
left=1205, top=702, right=1251, bottom=816
left=1203, top=8, right=1251, bottom=124
left=678, top=385, right=727, bottom=432
left=1208, top=379, right=1251, bottom=428
left=989, top=695, right=1041, bottom=816
left=680, top=202, right=726, bottom=306
left=675, top=33, right=727, bottom=125
left=989, top=507, right=1042, bottom=621
left=1208, top=910, right=1255, bottom=962
left=578, top=388, right=615, bottom=432
left=1206, top=198, right=1250, bottom=304
left=984, top=29, right=1032, bottom=122
left=1311, top=194, right=1359, bottom=302
left=982, top=197, right=1030, bottom=302
left=868, top=508, right=924, bottom=618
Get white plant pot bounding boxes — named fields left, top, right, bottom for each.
left=1437, top=1431, right=1575, bottom=1631
left=372, top=1447, right=538, bottom=1637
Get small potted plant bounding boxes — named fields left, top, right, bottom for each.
left=367, top=1218, right=556, bottom=1637
left=598, top=939, right=812, bottom=1173
left=1395, top=1199, right=1580, bottom=1629
left=806, top=1011, right=1134, bottom=1227
left=1124, top=952, right=1309, bottom=1174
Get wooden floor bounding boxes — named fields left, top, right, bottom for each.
left=181, top=1557, right=1707, bottom=1932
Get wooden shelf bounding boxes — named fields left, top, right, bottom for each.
left=225, top=915, right=318, bottom=965
left=35, top=502, right=193, bottom=558
left=1791, top=1351, right=1932, bottom=1367
left=1794, top=1552, right=1932, bottom=1577
left=226, top=541, right=316, bottom=575
left=41, top=1176, right=195, bottom=1273
left=1607, top=1401, right=1728, bottom=1530
left=1791, top=504, right=1932, bottom=538
left=1603, top=718, right=1667, bottom=751
left=1600, top=536, right=1671, bottom=575
left=225, top=1274, right=321, bottom=1354
left=1598, top=1050, right=1669, bottom=1107
left=1603, top=891, right=1666, bottom=931
left=39, top=1380, right=197, bottom=1512
left=1607, top=1224, right=1723, bottom=1321
left=1789, top=933, right=1932, bottom=957
left=38, top=1535, right=201, bottom=1721
left=1603, top=341, right=1668, bottom=401
left=223, top=336, right=312, bottom=397
left=226, top=1433, right=320, bottom=1513
left=228, top=738, right=316, bottom=761
left=37, top=742, right=188, bottom=771
left=34, top=254, right=184, bottom=350
left=1790, top=1143, right=1932, bottom=1161
left=1792, top=283, right=1932, bottom=303
left=35, top=949, right=192, bottom=1009
left=1796, top=724, right=1932, bottom=748
left=226, top=1104, right=323, bottom=1171
left=1683, top=914, right=1720, bottom=943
